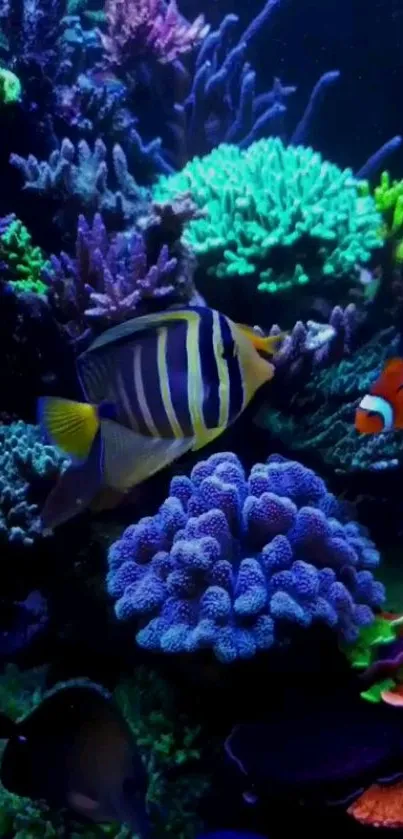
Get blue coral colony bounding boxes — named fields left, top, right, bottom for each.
left=0, top=0, right=403, bottom=836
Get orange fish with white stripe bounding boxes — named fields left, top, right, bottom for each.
left=355, top=358, right=403, bottom=434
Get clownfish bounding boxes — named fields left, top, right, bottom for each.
left=355, top=358, right=403, bottom=434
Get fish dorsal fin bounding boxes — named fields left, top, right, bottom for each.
left=84, top=307, right=204, bottom=355
left=101, top=418, right=193, bottom=491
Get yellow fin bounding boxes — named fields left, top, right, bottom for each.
left=236, top=324, right=286, bottom=356
left=192, top=426, right=225, bottom=451
left=38, top=397, right=99, bottom=460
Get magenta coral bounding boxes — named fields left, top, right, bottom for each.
left=101, top=0, right=209, bottom=69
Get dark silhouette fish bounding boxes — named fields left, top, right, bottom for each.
left=0, top=680, right=150, bottom=835
left=225, top=690, right=403, bottom=812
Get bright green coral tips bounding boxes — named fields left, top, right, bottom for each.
left=341, top=615, right=397, bottom=670
left=154, top=137, right=382, bottom=295
left=0, top=219, right=48, bottom=295
left=0, top=68, right=21, bottom=104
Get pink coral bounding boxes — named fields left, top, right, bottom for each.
left=101, top=0, right=209, bottom=69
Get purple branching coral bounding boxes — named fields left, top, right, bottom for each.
left=100, top=0, right=209, bottom=70
left=106, top=452, right=385, bottom=663
left=270, top=304, right=358, bottom=379
left=10, top=137, right=150, bottom=237
left=42, top=198, right=199, bottom=342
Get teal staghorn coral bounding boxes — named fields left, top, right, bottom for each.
left=153, top=137, right=382, bottom=295
left=0, top=664, right=209, bottom=839
left=0, top=217, right=49, bottom=295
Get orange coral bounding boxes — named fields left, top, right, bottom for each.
left=348, top=781, right=403, bottom=828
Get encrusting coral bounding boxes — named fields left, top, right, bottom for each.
left=107, top=451, right=384, bottom=663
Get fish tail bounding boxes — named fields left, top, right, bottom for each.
left=37, top=396, right=100, bottom=461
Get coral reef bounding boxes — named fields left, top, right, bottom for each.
left=10, top=138, right=150, bottom=238
left=256, top=326, right=403, bottom=472
left=107, top=452, right=384, bottom=663
left=154, top=138, right=382, bottom=299
left=101, top=0, right=209, bottom=69
left=0, top=421, right=67, bottom=546
left=270, top=303, right=358, bottom=378
left=0, top=68, right=21, bottom=104
left=0, top=215, right=48, bottom=295
left=41, top=200, right=198, bottom=343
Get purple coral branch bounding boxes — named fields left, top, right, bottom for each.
left=101, top=0, right=209, bottom=70
left=270, top=304, right=357, bottom=378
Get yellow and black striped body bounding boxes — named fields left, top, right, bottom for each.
left=77, top=307, right=251, bottom=448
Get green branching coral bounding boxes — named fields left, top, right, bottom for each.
left=255, top=326, right=402, bottom=472
left=360, top=171, right=403, bottom=263
left=0, top=218, right=48, bottom=294
left=154, top=137, right=382, bottom=295
left=115, top=668, right=209, bottom=839
left=0, top=665, right=209, bottom=839
left=0, top=68, right=21, bottom=104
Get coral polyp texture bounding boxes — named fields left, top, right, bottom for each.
left=0, top=215, right=48, bottom=295
left=42, top=202, right=198, bottom=342
left=101, top=0, right=209, bottom=68
left=0, top=422, right=67, bottom=546
left=107, top=452, right=385, bottom=663
left=153, top=137, right=382, bottom=295
left=257, top=326, right=402, bottom=473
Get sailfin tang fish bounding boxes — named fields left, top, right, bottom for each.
left=38, top=306, right=274, bottom=529
left=355, top=357, right=403, bottom=433
left=0, top=681, right=150, bottom=835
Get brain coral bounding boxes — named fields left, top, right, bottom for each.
left=153, top=137, right=382, bottom=296
left=107, top=452, right=385, bottom=663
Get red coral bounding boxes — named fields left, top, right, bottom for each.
left=348, top=782, right=403, bottom=828
left=101, top=0, right=209, bottom=69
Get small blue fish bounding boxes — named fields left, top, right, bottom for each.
left=38, top=306, right=279, bottom=529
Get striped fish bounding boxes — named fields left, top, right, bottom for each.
left=37, top=306, right=279, bottom=529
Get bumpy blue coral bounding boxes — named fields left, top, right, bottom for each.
left=107, top=453, right=385, bottom=663
left=0, top=421, right=67, bottom=546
